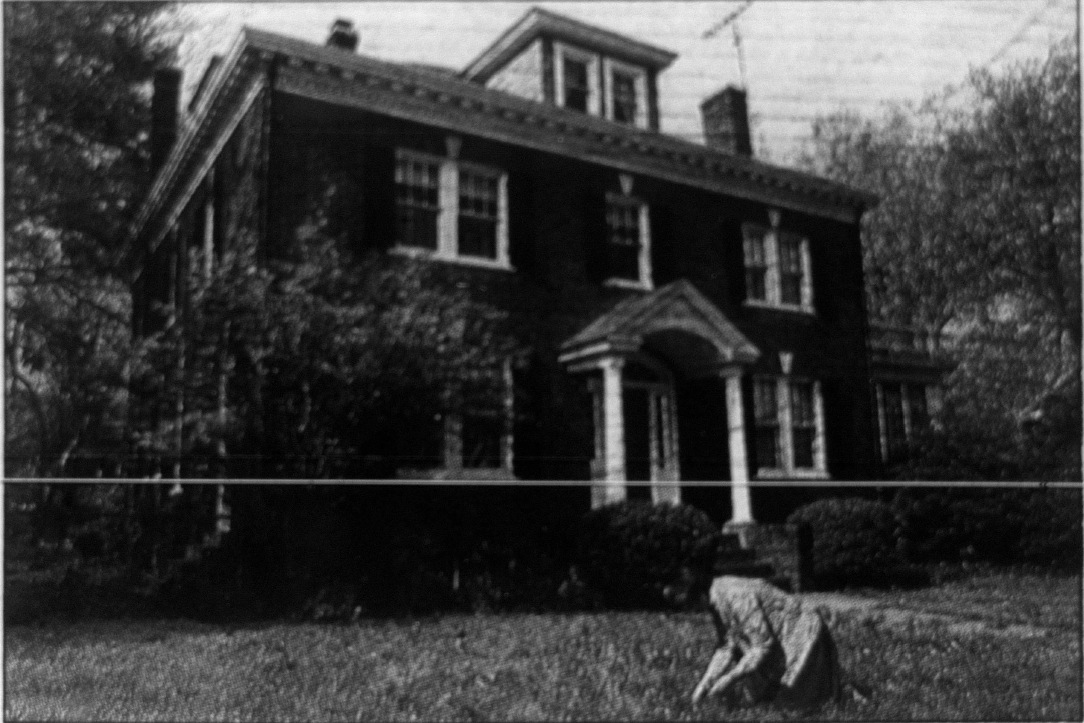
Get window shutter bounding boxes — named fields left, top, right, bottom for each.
left=582, top=191, right=608, bottom=283
left=507, top=170, right=534, bottom=273
left=364, top=144, right=397, bottom=250
left=725, top=220, right=747, bottom=309
left=649, top=204, right=676, bottom=286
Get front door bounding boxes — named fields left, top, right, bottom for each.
left=623, top=381, right=679, bottom=501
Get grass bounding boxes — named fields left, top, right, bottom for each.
left=6, top=571, right=1081, bottom=721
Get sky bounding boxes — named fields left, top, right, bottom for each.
left=175, top=1, right=1078, bottom=163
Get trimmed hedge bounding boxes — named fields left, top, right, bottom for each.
left=788, top=498, right=915, bottom=589
left=573, top=501, right=726, bottom=609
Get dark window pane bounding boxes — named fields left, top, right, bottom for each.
left=612, top=71, right=637, bottom=124
left=781, top=274, right=802, bottom=305
left=396, top=206, right=439, bottom=250
left=908, top=384, right=929, bottom=430
left=746, top=269, right=767, bottom=301
left=463, top=413, right=502, bottom=469
left=753, top=379, right=777, bottom=423
left=755, top=427, right=780, bottom=469
left=607, top=243, right=640, bottom=281
left=458, top=216, right=497, bottom=259
left=793, top=429, right=815, bottom=468
left=883, top=383, right=907, bottom=462
left=790, top=382, right=814, bottom=425
left=564, top=57, right=590, bottom=112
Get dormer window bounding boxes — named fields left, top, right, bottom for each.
left=611, top=70, right=637, bottom=124
left=563, top=56, right=591, bottom=112
left=604, top=59, right=647, bottom=128
left=556, top=44, right=600, bottom=115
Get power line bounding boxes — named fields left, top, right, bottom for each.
left=984, top=0, right=1058, bottom=67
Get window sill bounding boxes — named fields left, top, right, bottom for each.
left=390, top=246, right=514, bottom=272
left=755, top=468, right=830, bottom=481
left=743, top=299, right=815, bottom=316
left=604, top=277, right=652, bottom=292
left=397, top=467, right=516, bottom=481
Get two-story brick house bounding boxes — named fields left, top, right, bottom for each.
left=132, top=9, right=889, bottom=525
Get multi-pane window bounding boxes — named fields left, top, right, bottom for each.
left=790, top=381, right=816, bottom=469
left=742, top=222, right=813, bottom=311
left=753, top=379, right=782, bottom=470
left=779, top=234, right=805, bottom=306
left=611, top=70, right=638, bottom=125
left=743, top=227, right=769, bottom=302
left=605, top=195, right=650, bottom=286
left=393, top=149, right=509, bottom=267
left=753, top=376, right=826, bottom=476
left=457, top=169, right=499, bottom=259
left=395, top=155, right=440, bottom=250
left=563, top=56, right=590, bottom=113
left=876, top=382, right=933, bottom=463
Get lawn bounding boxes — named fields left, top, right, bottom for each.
left=6, top=571, right=1081, bottom=721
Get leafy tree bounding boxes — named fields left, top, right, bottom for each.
left=132, top=236, right=520, bottom=479
left=801, top=38, right=1080, bottom=479
left=5, top=2, right=178, bottom=476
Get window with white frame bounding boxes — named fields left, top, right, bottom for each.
left=605, top=193, right=652, bottom=288
left=555, top=44, right=599, bottom=115
left=604, top=58, right=647, bottom=127
left=395, top=153, right=441, bottom=251
left=876, top=381, right=932, bottom=463
left=394, top=149, right=509, bottom=267
left=752, top=376, right=827, bottom=477
left=741, top=223, right=813, bottom=311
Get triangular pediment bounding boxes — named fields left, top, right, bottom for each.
left=559, top=280, right=760, bottom=373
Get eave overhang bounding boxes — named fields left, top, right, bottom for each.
left=132, top=27, right=879, bottom=263
left=462, top=7, right=678, bottom=83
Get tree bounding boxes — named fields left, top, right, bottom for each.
left=131, top=235, right=521, bottom=479
left=801, top=38, right=1080, bottom=479
left=4, top=2, right=179, bottom=476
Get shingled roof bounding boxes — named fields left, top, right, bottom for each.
left=133, top=25, right=878, bottom=250
left=560, top=280, right=760, bottom=374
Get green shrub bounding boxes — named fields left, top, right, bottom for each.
left=573, top=501, right=725, bottom=609
left=788, top=498, right=911, bottom=589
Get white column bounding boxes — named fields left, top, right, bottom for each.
left=601, top=357, right=627, bottom=505
left=724, top=371, right=753, bottom=524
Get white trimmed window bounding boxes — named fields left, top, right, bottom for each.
left=394, top=148, right=510, bottom=268
left=753, top=376, right=827, bottom=478
left=603, top=58, right=648, bottom=128
left=400, top=360, right=515, bottom=478
left=742, top=223, right=813, bottom=311
left=875, top=381, right=933, bottom=463
left=604, top=193, right=652, bottom=289
left=555, top=44, right=600, bottom=116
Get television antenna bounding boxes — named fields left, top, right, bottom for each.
left=702, top=1, right=753, bottom=90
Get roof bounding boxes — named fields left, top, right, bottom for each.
left=560, top=280, right=760, bottom=374
left=462, top=6, right=678, bottom=83
left=133, top=25, right=879, bottom=252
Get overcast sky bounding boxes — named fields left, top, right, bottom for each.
left=176, top=1, right=1077, bottom=163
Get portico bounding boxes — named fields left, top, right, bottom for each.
left=559, top=280, right=761, bottom=525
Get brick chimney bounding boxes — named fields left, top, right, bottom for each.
left=150, top=67, right=182, bottom=173
left=327, top=18, right=359, bottom=52
left=700, top=85, right=753, bottom=156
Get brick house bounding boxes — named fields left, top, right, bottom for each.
left=131, top=9, right=942, bottom=525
